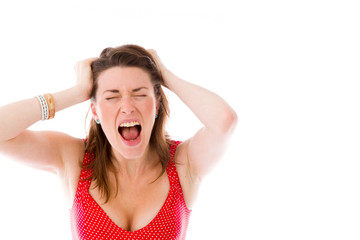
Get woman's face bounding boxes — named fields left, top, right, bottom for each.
left=91, top=66, right=158, bottom=160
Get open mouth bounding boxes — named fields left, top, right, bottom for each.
left=118, top=121, right=142, bottom=141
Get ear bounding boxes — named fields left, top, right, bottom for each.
left=90, top=102, right=99, bottom=120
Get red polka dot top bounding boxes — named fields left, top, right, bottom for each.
left=70, top=141, right=192, bottom=240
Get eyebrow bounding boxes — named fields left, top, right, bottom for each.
left=132, top=87, right=149, bottom=93
left=103, top=89, right=119, bottom=94
left=102, top=87, right=149, bottom=95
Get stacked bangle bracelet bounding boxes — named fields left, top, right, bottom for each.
left=36, top=94, right=55, bottom=120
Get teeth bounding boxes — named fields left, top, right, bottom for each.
left=119, top=121, right=140, bottom=127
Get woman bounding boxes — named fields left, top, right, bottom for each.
left=0, top=45, right=237, bottom=239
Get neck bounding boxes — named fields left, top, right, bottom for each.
left=111, top=146, right=160, bottom=182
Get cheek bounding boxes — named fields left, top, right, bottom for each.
left=142, top=98, right=157, bottom=116
left=95, top=102, right=116, bottom=123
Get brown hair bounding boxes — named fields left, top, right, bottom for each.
left=84, top=44, right=171, bottom=203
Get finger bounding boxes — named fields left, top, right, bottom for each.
left=84, top=57, right=98, bottom=64
left=147, top=49, right=158, bottom=58
left=74, top=57, right=98, bottom=72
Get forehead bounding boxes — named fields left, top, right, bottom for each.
left=97, top=66, right=153, bottom=91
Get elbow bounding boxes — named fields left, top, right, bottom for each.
left=218, top=108, right=238, bottom=135
left=227, top=109, right=238, bottom=133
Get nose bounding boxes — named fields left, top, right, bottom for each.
left=120, top=96, right=135, bottom=115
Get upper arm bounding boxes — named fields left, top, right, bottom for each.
left=176, top=112, right=238, bottom=183
left=184, top=128, right=232, bottom=180
left=0, top=130, right=83, bottom=175
left=174, top=121, right=237, bottom=210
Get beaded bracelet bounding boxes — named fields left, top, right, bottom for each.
left=35, top=94, right=55, bottom=120
left=36, top=95, right=49, bottom=120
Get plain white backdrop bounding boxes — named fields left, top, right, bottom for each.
left=0, top=0, right=359, bottom=239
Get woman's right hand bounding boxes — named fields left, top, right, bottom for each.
left=74, top=57, right=98, bottom=101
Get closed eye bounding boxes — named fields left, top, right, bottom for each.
left=133, top=87, right=149, bottom=98
left=105, top=96, right=119, bottom=100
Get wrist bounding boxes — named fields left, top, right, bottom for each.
left=52, top=85, right=89, bottom=113
left=74, top=84, right=91, bottom=103
left=160, top=69, right=179, bottom=91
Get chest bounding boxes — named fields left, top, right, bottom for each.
left=88, top=172, right=170, bottom=232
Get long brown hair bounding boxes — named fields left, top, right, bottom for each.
left=84, top=44, right=171, bottom=203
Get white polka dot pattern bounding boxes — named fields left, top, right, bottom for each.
left=70, top=141, right=191, bottom=240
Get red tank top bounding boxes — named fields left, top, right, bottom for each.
left=70, top=141, right=191, bottom=240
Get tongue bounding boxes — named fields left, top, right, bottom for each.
left=120, top=127, right=140, bottom=141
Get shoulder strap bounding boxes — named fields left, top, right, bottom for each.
left=78, top=151, right=94, bottom=185
left=169, top=140, right=182, bottom=161
left=167, top=140, right=182, bottom=186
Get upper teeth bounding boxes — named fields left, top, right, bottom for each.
left=120, top=121, right=140, bottom=127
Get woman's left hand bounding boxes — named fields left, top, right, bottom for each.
left=147, top=49, right=165, bottom=70
left=147, top=49, right=173, bottom=89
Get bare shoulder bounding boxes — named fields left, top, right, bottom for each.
left=173, top=140, right=201, bottom=210
left=0, top=130, right=85, bottom=205
left=59, top=134, right=85, bottom=172
left=57, top=134, right=85, bottom=205
left=173, top=139, right=200, bottom=183
left=35, top=131, right=85, bottom=206
left=173, top=140, right=189, bottom=174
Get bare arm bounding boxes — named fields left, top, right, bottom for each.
left=0, top=58, right=95, bottom=174
left=149, top=50, right=238, bottom=181
left=0, top=86, right=87, bottom=142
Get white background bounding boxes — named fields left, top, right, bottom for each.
left=0, top=0, right=359, bottom=239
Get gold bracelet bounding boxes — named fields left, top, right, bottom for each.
left=44, top=93, right=55, bottom=119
